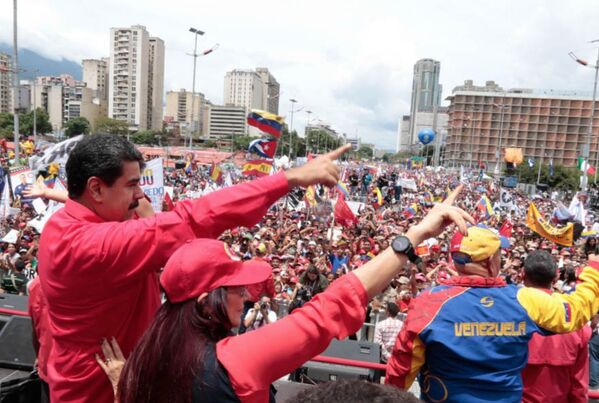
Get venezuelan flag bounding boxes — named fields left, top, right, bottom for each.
left=374, top=187, right=383, bottom=207
left=402, top=207, right=416, bottom=219
left=209, top=163, right=223, bottom=184
left=336, top=181, right=350, bottom=198
left=410, top=203, right=419, bottom=213
left=477, top=195, right=494, bottom=219
left=247, top=110, right=285, bottom=138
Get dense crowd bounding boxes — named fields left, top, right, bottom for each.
left=1, top=138, right=599, bottom=401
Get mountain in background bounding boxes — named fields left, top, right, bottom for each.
left=0, top=43, right=81, bottom=80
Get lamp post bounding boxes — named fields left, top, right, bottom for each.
left=570, top=41, right=599, bottom=190
left=493, top=94, right=509, bottom=175
left=188, top=28, right=204, bottom=149
left=12, top=0, right=20, bottom=164
left=304, top=110, right=312, bottom=159
left=288, top=99, right=297, bottom=160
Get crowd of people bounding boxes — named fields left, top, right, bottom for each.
left=0, top=134, right=599, bottom=402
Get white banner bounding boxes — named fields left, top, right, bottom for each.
left=1, top=229, right=19, bottom=244
left=141, top=158, right=164, bottom=212
left=28, top=135, right=83, bottom=171
left=398, top=178, right=417, bottom=191
left=499, top=188, right=516, bottom=210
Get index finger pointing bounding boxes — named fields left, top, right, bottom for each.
left=323, top=144, right=352, bottom=161
left=443, top=184, right=463, bottom=206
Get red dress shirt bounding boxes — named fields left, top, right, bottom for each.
left=522, top=324, right=591, bottom=403
left=28, top=277, right=52, bottom=382
left=216, top=273, right=368, bottom=403
left=38, top=173, right=289, bottom=403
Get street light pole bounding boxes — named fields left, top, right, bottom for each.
left=570, top=42, right=599, bottom=190
left=12, top=0, right=20, bottom=164
left=289, top=98, right=297, bottom=161
left=188, top=27, right=204, bottom=150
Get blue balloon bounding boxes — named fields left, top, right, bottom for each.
left=418, top=128, right=436, bottom=145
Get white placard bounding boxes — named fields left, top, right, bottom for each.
left=1, top=229, right=19, bottom=244
left=140, top=158, right=164, bottom=212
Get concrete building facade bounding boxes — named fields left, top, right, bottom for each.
left=82, top=58, right=109, bottom=102
left=165, top=89, right=205, bottom=136
left=206, top=104, right=247, bottom=141
left=256, top=67, right=279, bottom=114
left=147, top=37, right=165, bottom=131
left=444, top=80, right=599, bottom=171
left=109, top=25, right=164, bottom=131
left=0, top=53, right=11, bottom=113
left=223, top=69, right=264, bottom=113
left=397, top=109, right=449, bottom=153
left=31, top=76, right=103, bottom=131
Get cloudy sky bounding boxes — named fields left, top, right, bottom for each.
left=1, top=0, right=598, bottom=149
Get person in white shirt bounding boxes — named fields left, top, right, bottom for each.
left=243, top=296, right=277, bottom=331
left=373, top=302, right=403, bottom=363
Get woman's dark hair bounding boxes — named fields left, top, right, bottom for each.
left=66, top=134, right=144, bottom=199
left=292, top=379, right=421, bottom=403
left=118, top=288, right=231, bottom=403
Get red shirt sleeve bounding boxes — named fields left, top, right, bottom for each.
left=45, top=173, right=289, bottom=287
left=216, top=272, right=368, bottom=403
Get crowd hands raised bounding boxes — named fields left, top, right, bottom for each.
left=5, top=134, right=599, bottom=402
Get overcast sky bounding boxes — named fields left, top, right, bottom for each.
left=1, top=0, right=598, bottom=149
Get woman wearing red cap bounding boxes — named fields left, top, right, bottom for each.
left=116, top=187, right=474, bottom=403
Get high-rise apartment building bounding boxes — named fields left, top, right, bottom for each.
left=108, top=25, right=164, bottom=131
left=32, top=77, right=103, bottom=130
left=444, top=80, right=599, bottom=171
left=82, top=58, right=109, bottom=102
left=223, top=69, right=265, bottom=113
left=256, top=67, right=279, bottom=114
left=0, top=53, right=11, bottom=113
left=165, top=89, right=205, bottom=134
left=147, top=37, right=165, bottom=131
left=403, top=58, right=444, bottom=153
left=410, top=59, right=442, bottom=116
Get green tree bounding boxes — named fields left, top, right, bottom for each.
left=64, top=117, right=91, bottom=138
left=131, top=130, right=156, bottom=145
left=515, top=162, right=580, bottom=191
left=305, top=129, right=341, bottom=155
left=19, top=108, right=52, bottom=135
left=357, top=145, right=374, bottom=160
left=95, top=117, right=129, bottom=135
left=233, top=135, right=253, bottom=151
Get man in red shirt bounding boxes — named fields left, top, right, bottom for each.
left=521, top=250, right=591, bottom=403
left=28, top=277, right=52, bottom=403
left=38, top=134, right=349, bottom=402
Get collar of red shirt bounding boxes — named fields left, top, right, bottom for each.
left=441, top=276, right=506, bottom=288
left=64, top=199, right=105, bottom=223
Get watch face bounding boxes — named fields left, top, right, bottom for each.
left=393, top=236, right=410, bottom=253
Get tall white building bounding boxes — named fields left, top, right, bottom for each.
left=108, top=25, right=164, bottom=131
left=223, top=69, right=265, bottom=113
left=147, top=37, right=165, bottom=131
left=0, top=53, right=12, bottom=114
left=256, top=67, right=279, bottom=114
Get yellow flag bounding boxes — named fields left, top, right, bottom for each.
left=526, top=203, right=573, bottom=246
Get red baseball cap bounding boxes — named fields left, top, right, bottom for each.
left=160, top=239, right=272, bottom=303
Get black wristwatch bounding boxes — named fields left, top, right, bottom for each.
left=391, top=235, right=421, bottom=264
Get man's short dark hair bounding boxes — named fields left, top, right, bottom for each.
left=523, top=250, right=557, bottom=288
left=386, top=302, right=399, bottom=318
left=292, top=380, right=421, bottom=403
left=66, top=134, right=144, bottom=199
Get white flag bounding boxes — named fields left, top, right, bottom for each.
left=0, top=177, right=10, bottom=218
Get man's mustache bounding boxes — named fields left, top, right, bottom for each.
left=129, top=200, right=140, bottom=210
